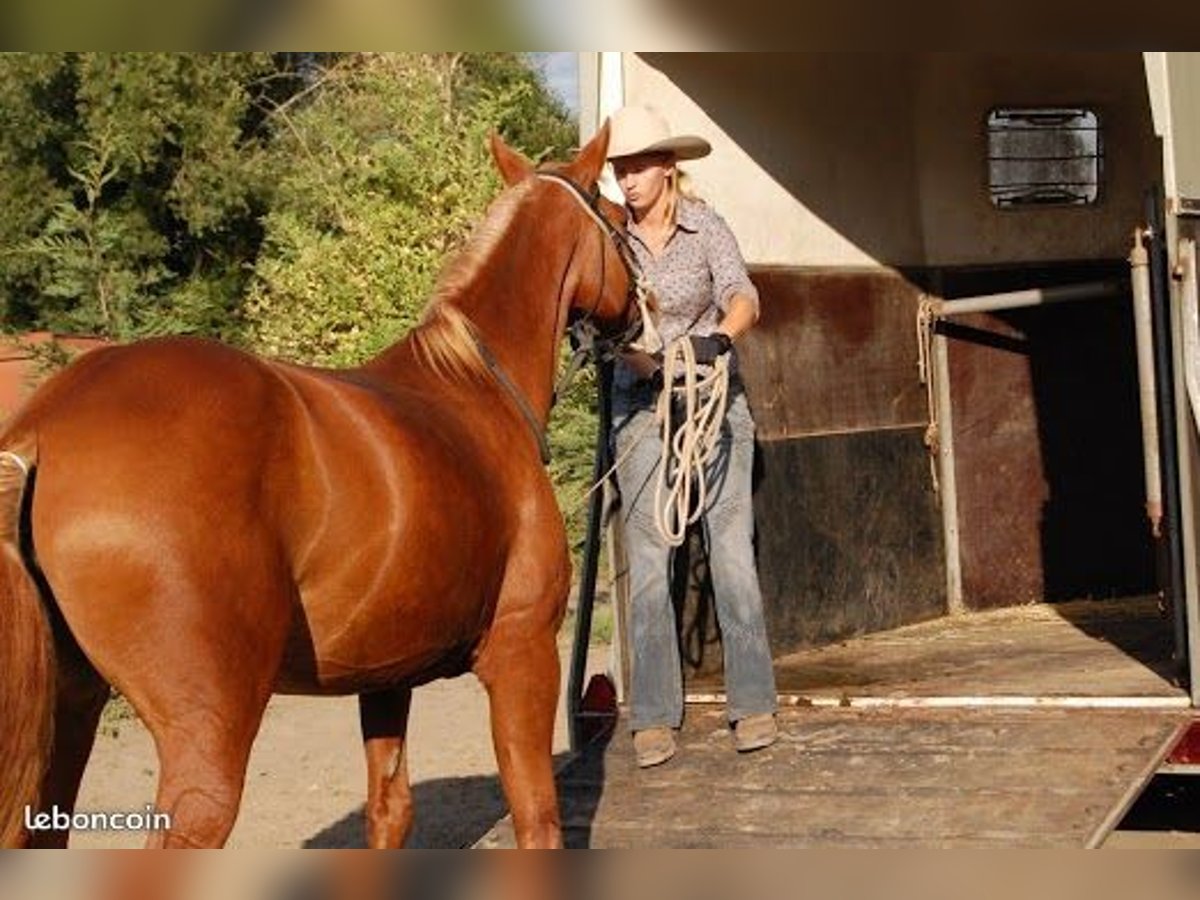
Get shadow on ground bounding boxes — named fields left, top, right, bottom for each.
left=1052, top=597, right=1181, bottom=685
left=304, top=749, right=599, bottom=849
left=305, top=774, right=508, bottom=849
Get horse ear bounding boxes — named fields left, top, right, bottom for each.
left=489, top=131, right=534, bottom=186
left=566, top=120, right=611, bottom=187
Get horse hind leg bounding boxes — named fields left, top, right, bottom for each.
left=141, top=690, right=273, bottom=848
left=40, top=548, right=293, bottom=847
left=27, top=646, right=110, bottom=848
left=95, top=602, right=282, bottom=847
left=359, top=687, right=414, bottom=848
left=137, top=619, right=285, bottom=848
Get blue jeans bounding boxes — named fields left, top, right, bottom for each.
left=613, top=383, right=777, bottom=731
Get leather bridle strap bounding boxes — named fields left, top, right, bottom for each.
left=467, top=320, right=554, bottom=465
left=470, top=171, right=646, bottom=467
left=534, top=171, right=647, bottom=311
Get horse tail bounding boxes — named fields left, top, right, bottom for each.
left=0, top=444, right=54, bottom=848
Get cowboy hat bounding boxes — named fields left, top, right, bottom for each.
left=606, top=105, right=711, bottom=162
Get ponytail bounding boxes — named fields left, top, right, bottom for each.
left=663, top=165, right=703, bottom=228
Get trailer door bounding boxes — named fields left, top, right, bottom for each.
left=1147, top=51, right=1200, bottom=706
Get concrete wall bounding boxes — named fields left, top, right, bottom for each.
left=621, top=53, right=1160, bottom=268
left=1165, top=53, right=1200, bottom=204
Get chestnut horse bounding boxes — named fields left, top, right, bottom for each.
left=0, top=124, right=639, bottom=848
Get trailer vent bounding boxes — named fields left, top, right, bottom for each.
left=987, top=108, right=1102, bottom=208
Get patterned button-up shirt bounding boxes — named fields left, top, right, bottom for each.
left=616, top=196, right=759, bottom=392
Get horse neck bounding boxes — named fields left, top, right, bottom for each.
left=369, top=209, right=574, bottom=426
left=450, top=241, right=571, bottom=423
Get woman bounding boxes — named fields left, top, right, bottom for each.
left=607, top=104, right=778, bottom=768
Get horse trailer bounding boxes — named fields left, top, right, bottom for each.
left=481, top=52, right=1200, bottom=848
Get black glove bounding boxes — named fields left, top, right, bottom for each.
left=645, top=351, right=665, bottom=392
left=689, top=332, right=733, bottom=365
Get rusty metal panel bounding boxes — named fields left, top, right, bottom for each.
left=740, top=268, right=943, bottom=655
left=944, top=265, right=1155, bottom=609
left=755, top=428, right=945, bottom=648
left=739, top=267, right=928, bottom=440
left=668, top=267, right=946, bottom=676
left=946, top=309, right=1045, bottom=607
left=676, top=428, right=946, bottom=682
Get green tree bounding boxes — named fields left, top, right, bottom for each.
left=243, top=54, right=496, bottom=364
left=0, top=52, right=602, bottom=569
left=242, top=53, right=579, bottom=365
left=242, top=53, right=600, bottom=560
left=0, top=53, right=74, bottom=327
left=0, top=52, right=280, bottom=340
left=460, top=54, right=577, bottom=161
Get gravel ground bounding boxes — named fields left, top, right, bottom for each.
left=70, top=642, right=614, bottom=849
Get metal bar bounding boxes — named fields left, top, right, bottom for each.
left=929, top=279, right=1122, bottom=317
left=1147, top=187, right=1190, bottom=679
left=603, top=479, right=626, bottom=704
left=1157, top=763, right=1200, bottom=774
left=567, top=358, right=613, bottom=752
left=1132, top=230, right=1165, bottom=534
left=1176, top=237, right=1200, bottom=707
left=934, top=330, right=964, bottom=616
left=685, top=691, right=1191, bottom=710
left=1177, top=197, right=1200, bottom=217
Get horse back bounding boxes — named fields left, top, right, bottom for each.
left=3, top=336, right=565, bottom=692
left=1, top=337, right=314, bottom=582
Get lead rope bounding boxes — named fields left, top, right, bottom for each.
left=556, top=285, right=664, bottom=521
left=654, top=338, right=730, bottom=547
left=916, top=295, right=941, bottom=494
left=559, top=330, right=728, bottom=541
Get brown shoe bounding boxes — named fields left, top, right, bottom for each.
left=734, top=713, right=778, bottom=753
left=633, top=727, right=676, bottom=768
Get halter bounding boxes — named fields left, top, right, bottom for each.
left=468, top=170, right=650, bottom=465
left=534, top=170, right=649, bottom=341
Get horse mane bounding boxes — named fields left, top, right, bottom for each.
left=408, top=178, right=536, bottom=381
left=408, top=303, right=487, bottom=382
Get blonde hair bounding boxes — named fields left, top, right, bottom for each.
left=661, top=164, right=702, bottom=229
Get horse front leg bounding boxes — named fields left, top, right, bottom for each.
left=475, top=616, right=563, bottom=849
left=358, top=687, right=414, bottom=848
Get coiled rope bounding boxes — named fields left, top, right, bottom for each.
left=560, top=328, right=730, bottom=550
left=653, top=338, right=731, bottom=547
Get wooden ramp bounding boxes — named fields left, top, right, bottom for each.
left=752, top=598, right=1185, bottom=704
left=477, top=707, right=1186, bottom=848
left=478, top=600, right=1192, bottom=848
